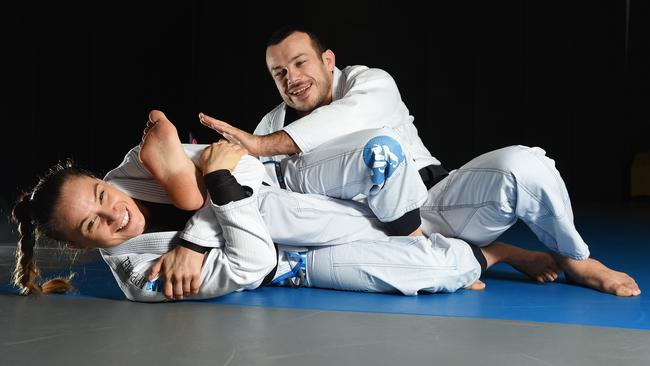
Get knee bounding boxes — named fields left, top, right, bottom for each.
left=482, top=145, right=552, bottom=178
left=363, top=133, right=406, bottom=186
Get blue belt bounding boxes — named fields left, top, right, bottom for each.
left=271, top=251, right=307, bottom=286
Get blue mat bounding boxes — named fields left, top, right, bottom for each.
left=2, top=216, right=648, bottom=330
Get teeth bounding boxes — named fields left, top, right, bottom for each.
left=291, top=85, right=308, bottom=95
left=118, top=210, right=129, bottom=231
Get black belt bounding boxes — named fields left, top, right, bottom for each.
left=419, top=164, right=449, bottom=190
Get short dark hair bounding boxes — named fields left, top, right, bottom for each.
left=267, top=26, right=327, bottom=55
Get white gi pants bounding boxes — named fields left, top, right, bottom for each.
left=421, top=145, right=590, bottom=260
left=258, top=187, right=482, bottom=294
left=267, top=129, right=480, bottom=294
left=281, top=128, right=428, bottom=223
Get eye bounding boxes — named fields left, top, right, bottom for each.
left=88, top=217, right=96, bottom=232
left=99, top=190, right=105, bottom=203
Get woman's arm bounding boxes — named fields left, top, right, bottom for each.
left=112, top=193, right=275, bottom=302
left=118, top=142, right=275, bottom=301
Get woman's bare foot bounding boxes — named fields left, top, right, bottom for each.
left=465, top=279, right=486, bottom=290
left=481, top=241, right=561, bottom=283
left=140, top=110, right=206, bottom=211
left=558, top=257, right=641, bottom=297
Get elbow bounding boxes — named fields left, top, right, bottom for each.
left=261, top=244, right=278, bottom=274
left=232, top=246, right=277, bottom=286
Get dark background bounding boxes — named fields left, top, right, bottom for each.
left=2, top=1, right=649, bottom=224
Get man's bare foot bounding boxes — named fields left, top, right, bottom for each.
left=481, top=241, right=561, bottom=283
left=140, top=110, right=206, bottom=211
left=559, top=257, right=641, bottom=297
left=465, top=279, right=486, bottom=290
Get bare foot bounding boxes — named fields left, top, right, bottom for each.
left=482, top=241, right=562, bottom=283
left=559, top=257, right=641, bottom=297
left=409, top=227, right=424, bottom=237
left=465, top=279, right=486, bottom=290
left=140, top=110, right=205, bottom=211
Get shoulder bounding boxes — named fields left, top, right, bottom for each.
left=260, top=102, right=285, bottom=122
left=255, top=103, right=286, bottom=134
left=342, top=65, right=393, bottom=81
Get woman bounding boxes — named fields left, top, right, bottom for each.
left=11, top=111, right=559, bottom=301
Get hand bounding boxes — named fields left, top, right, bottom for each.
left=199, top=140, right=248, bottom=175
left=199, top=113, right=263, bottom=156
left=148, top=245, right=205, bottom=300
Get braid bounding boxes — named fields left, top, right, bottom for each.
left=10, top=159, right=93, bottom=295
left=12, top=192, right=43, bottom=295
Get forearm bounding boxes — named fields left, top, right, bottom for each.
left=203, top=170, right=276, bottom=287
left=258, top=130, right=301, bottom=156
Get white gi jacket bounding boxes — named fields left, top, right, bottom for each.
left=255, top=65, right=441, bottom=185
left=99, top=145, right=276, bottom=302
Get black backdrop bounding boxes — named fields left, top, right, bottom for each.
left=2, top=1, right=649, bottom=217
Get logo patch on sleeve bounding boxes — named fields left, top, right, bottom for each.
left=363, top=136, right=404, bottom=185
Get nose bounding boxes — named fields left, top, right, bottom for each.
left=100, top=206, right=121, bottom=225
left=287, top=67, right=300, bottom=86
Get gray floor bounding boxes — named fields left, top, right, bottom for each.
left=2, top=201, right=650, bottom=366
left=2, top=293, right=650, bottom=366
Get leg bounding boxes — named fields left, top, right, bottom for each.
left=422, top=145, right=639, bottom=295
left=304, top=233, right=483, bottom=295
left=480, top=241, right=561, bottom=283
left=258, top=187, right=389, bottom=247
left=282, top=128, right=428, bottom=236
left=139, top=110, right=206, bottom=211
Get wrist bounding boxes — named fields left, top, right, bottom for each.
left=178, top=240, right=211, bottom=254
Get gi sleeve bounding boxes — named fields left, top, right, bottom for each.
left=102, top=194, right=276, bottom=303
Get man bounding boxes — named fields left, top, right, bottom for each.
left=200, top=27, right=445, bottom=190
left=198, top=27, right=640, bottom=297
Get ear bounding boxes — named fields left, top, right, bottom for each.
left=322, top=49, right=336, bottom=72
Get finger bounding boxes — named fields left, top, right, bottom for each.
left=148, top=259, right=162, bottom=280
left=234, top=144, right=248, bottom=154
left=201, top=145, right=213, bottom=155
left=543, top=272, right=554, bottom=282
left=198, top=113, right=218, bottom=127
left=190, top=275, right=201, bottom=294
left=199, top=112, right=221, bottom=124
left=222, top=132, right=241, bottom=145
left=183, top=276, right=191, bottom=297
left=199, top=113, right=231, bottom=133
left=164, top=276, right=173, bottom=299
left=173, top=276, right=184, bottom=300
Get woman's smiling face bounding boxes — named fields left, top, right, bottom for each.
left=54, top=175, right=146, bottom=249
